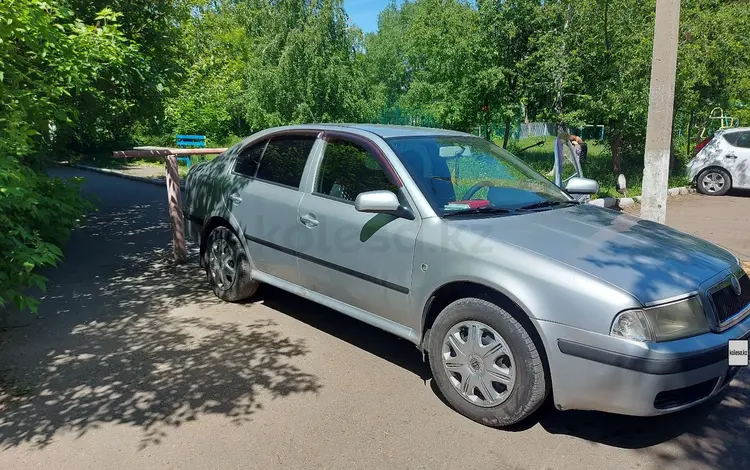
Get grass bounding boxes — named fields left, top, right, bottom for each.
left=507, top=137, right=690, bottom=199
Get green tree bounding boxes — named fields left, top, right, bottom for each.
left=476, top=0, right=545, bottom=146
left=363, top=1, right=416, bottom=117
left=1, top=0, right=137, bottom=311
left=399, top=0, right=480, bottom=130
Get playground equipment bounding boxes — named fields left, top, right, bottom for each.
left=699, top=107, right=739, bottom=139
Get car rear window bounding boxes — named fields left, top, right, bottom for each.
left=723, top=132, right=741, bottom=146
left=255, top=135, right=316, bottom=188
left=734, top=132, right=750, bottom=148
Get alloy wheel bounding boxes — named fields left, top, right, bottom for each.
left=701, top=171, right=726, bottom=194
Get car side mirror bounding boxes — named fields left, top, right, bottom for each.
left=355, top=190, right=414, bottom=219
left=565, top=177, right=599, bottom=195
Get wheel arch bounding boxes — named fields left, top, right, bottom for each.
left=199, top=216, right=244, bottom=266
left=697, top=165, right=733, bottom=184
left=420, top=280, right=553, bottom=397
left=420, top=281, right=542, bottom=347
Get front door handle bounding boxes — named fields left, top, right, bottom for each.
left=229, top=193, right=242, bottom=204
left=299, top=213, right=319, bottom=228
left=726, top=153, right=738, bottom=159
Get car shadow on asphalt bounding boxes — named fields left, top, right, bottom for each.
left=504, top=370, right=750, bottom=469
left=727, top=188, right=750, bottom=197
left=247, top=282, right=750, bottom=468
left=247, top=284, right=432, bottom=382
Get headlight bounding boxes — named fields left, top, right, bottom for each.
left=610, top=297, right=709, bottom=342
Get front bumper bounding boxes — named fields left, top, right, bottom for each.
left=537, top=313, right=750, bottom=416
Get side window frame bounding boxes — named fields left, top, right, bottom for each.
left=231, top=130, right=319, bottom=190
left=232, top=139, right=269, bottom=178
left=311, top=131, right=405, bottom=205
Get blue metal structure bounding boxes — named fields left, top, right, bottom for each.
left=175, top=134, right=206, bottom=168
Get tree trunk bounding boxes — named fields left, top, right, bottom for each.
left=502, top=118, right=511, bottom=149
left=554, top=2, right=573, bottom=135
left=669, top=94, right=680, bottom=174
left=610, top=119, right=622, bottom=174
left=686, top=110, right=694, bottom=156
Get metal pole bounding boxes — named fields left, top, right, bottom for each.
left=640, top=0, right=681, bottom=223
left=165, top=154, right=187, bottom=264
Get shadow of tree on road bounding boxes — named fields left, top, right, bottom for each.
left=0, top=169, right=321, bottom=450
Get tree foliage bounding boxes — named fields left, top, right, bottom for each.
left=165, top=0, right=371, bottom=145
left=3, top=0, right=750, bottom=311
left=0, top=0, right=141, bottom=311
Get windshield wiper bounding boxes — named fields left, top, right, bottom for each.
left=516, top=200, right=580, bottom=211
left=443, top=207, right=512, bottom=217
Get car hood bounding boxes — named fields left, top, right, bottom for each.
left=449, top=204, right=736, bottom=304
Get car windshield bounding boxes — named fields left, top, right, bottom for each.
left=386, top=135, right=571, bottom=217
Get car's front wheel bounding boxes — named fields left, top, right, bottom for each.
left=427, top=298, right=548, bottom=427
left=697, top=167, right=731, bottom=196
left=205, top=226, right=259, bottom=302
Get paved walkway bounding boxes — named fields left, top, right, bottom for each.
left=624, top=190, right=750, bottom=265
left=1, top=169, right=748, bottom=469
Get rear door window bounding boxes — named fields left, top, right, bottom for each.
left=255, top=135, right=316, bottom=188
left=234, top=140, right=268, bottom=177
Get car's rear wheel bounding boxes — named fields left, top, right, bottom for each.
left=697, top=168, right=731, bottom=196
left=205, top=226, right=259, bottom=302
left=427, top=298, right=548, bottom=427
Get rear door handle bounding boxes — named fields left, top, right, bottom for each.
left=299, top=213, right=319, bottom=228
left=726, top=154, right=738, bottom=159
left=228, top=193, right=242, bottom=204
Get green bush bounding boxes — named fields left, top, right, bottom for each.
left=0, top=1, right=139, bottom=312
left=0, top=156, right=91, bottom=312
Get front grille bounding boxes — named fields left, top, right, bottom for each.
left=711, top=273, right=750, bottom=324
left=653, top=378, right=718, bottom=410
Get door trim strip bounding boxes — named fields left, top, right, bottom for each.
left=244, top=233, right=410, bottom=294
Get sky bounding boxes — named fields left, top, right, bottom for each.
left=344, top=0, right=393, bottom=33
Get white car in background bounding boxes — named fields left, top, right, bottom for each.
left=688, top=127, right=750, bottom=195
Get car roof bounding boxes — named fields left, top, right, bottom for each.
left=271, top=123, right=473, bottom=139
left=719, top=127, right=750, bottom=134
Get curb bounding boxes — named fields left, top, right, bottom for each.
left=70, top=164, right=184, bottom=189
left=613, top=186, right=695, bottom=209
left=587, top=197, right=617, bottom=208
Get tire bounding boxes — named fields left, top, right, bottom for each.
left=204, top=226, right=259, bottom=302
left=427, top=298, right=548, bottom=427
left=696, top=167, right=731, bottom=196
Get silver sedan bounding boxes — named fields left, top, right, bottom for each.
left=184, top=124, right=749, bottom=427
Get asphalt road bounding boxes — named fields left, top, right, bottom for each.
left=1, top=168, right=749, bottom=470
